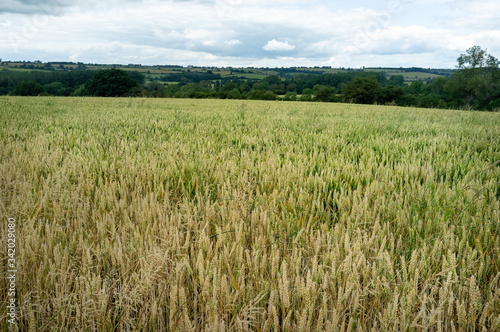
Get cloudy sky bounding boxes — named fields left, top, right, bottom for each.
left=1, top=0, right=499, bottom=68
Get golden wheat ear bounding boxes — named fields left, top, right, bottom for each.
left=2, top=97, right=499, bottom=330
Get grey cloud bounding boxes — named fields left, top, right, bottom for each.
left=0, top=0, right=71, bottom=15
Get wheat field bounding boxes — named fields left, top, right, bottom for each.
left=1, top=96, right=499, bottom=331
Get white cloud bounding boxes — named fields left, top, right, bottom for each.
left=204, top=53, right=218, bottom=61
left=0, top=0, right=499, bottom=67
left=224, top=39, right=242, bottom=45
left=263, top=39, right=295, bottom=52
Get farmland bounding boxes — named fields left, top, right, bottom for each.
left=0, top=61, right=452, bottom=84
left=1, top=96, right=499, bottom=331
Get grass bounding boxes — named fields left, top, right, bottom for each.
left=1, top=96, right=499, bottom=331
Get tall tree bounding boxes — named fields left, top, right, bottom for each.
left=456, top=45, right=499, bottom=69
left=446, top=46, right=499, bottom=109
left=10, top=80, right=45, bottom=96
left=84, top=69, right=139, bottom=97
left=313, top=85, right=336, bottom=102
left=342, top=76, right=380, bottom=104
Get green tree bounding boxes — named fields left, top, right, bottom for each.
left=252, top=82, right=270, bottom=91
left=239, top=82, right=251, bottom=94
left=407, top=81, right=423, bottom=95
left=342, top=76, right=380, bottom=104
left=423, top=77, right=448, bottom=96
left=377, top=85, right=404, bottom=104
left=248, top=89, right=276, bottom=100
left=84, top=69, right=139, bottom=97
left=10, top=80, right=45, bottom=96
left=446, top=46, right=499, bottom=109
left=71, top=84, right=90, bottom=97
left=44, top=81, right=72, bottom=96
left=128, top=71, right=145, bottom=86
left=388, top=75, right=405, bottom=87
left=313, top=85, right=336, bottom=102
left=302, top=88, right=313, bottom=96
left=300, top=88, right=313, bottom=101
left=283, top=91, right=297, bottom=101
left=176, top=83, right=210, bottom=99
left=227, top=88, right=242, bottom=99
left=262, top=75, right=281, bottom=85
left=457, top=45, right=499, bottom=69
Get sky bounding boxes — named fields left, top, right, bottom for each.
left=1, top=0, right=499, bottom=68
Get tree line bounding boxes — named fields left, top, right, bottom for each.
left=2, top=46, right=499, bottom=111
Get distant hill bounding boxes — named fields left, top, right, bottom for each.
left=0, top=60, right=454, bottom=85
